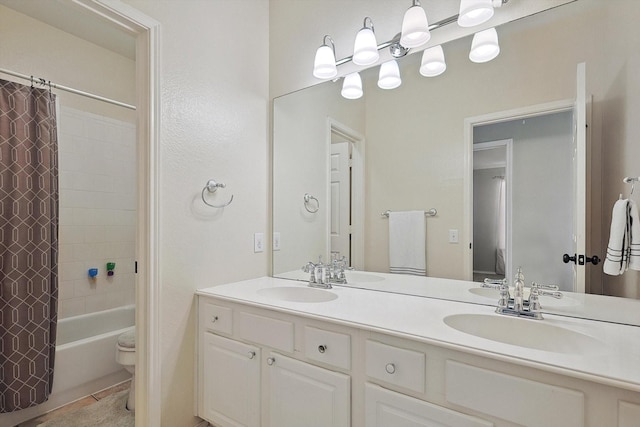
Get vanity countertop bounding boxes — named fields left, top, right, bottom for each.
left=197, top=276, right=640, bottom=392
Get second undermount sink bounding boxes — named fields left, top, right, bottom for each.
left=257, top=286, right=338, bottom=303
left=443, top=313, right=601, bottom=353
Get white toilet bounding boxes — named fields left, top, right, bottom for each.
left=115, top=328, right=136, bottom=411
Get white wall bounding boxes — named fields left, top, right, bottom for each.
left=120, top=1, right=270, bottom=426
left=0, top=7, right=137, bottom=317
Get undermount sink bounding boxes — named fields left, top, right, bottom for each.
left=257, top=286, right=338, bottom=303
left=443, top=313, right=601, bottom=353
left=344, top=272, right=385, bottom=283
left=468, top=287, right=579, bottom=307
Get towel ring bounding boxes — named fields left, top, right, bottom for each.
left=304, top=193, right=319, bottom=213
left=202, top=179, right=234, bottom=208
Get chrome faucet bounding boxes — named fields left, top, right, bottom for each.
left=482, top=267, right=563, bottom=320
left=302, top=255, right=353, bottom=288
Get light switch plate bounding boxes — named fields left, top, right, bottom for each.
left=254, top=233, right=264, bottom=253
left=449, top=229, right=459, bottom=243
left=273, top=232, right=281, bottom=251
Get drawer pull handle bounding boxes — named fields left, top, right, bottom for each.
left=267, top=357, right=276, bottom=366
left=211, top=315, right=219, bottom=323
left=318, top=345, right=327, bottom=353
left=385, top=363, right=396, bottom=374
left=247, top=351, right=256, bottom=359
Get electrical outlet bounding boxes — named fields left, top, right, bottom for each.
left=254, top=233, right=264, bottom=253
left=449, top=229, right=459, bottom=243
left=273, top=232, right=281, bottom=251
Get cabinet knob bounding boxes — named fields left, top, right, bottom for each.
left=211, top=315, right=219, bottom=323
left=267, top=357, right=276, bottom=366
left=247, top=351, right=256, bottom=359
left=318, top=345, right=327, bottom=353
left=385, top=363, right=396, bottom=374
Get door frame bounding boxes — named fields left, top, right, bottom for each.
left=326, top=118, right=365, bottom=270
left=71, top=1, right=161, bottom=425
left=463, top=99, right=575, bottom=282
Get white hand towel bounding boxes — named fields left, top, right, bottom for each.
left=629, top=199, right=640, bottom=270
left=604, top=199, right=630, bottom=276
left=388, top=211, right=426, bottom=276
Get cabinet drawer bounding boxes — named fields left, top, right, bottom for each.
left=366, top=340, right=425, bottom=393
left=238, top=311, right=294, bottom=353
left=446, top=360, right=584, bottom=427
left=304, top=326, right=351, bottom=370
left=199, top=300, right=233, bottom=335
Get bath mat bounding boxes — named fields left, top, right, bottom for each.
left=37, top=390, right=134, bottom=427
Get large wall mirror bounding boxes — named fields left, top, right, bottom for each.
left=272, top=0, right=640, bottom=326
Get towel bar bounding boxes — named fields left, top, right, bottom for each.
left=382, top=209, right=437, bottom=218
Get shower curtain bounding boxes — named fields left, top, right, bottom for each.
left=0, top=79, right=59, bottom=412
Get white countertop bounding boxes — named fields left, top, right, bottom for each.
left=197, top=276, right=640, bottom=393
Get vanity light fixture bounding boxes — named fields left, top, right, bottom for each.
left=457, top=0, right=495, bottom=28
left=313, top=35, right=338, bottom=79
left=469, top=27, right=500, bottom=63
left=341, top=72, right=363, bottom=99
left=419, top=45, right=447, bottom=77
left=400, top=0, right=431, bottom=49
left=353, top=17, right=379, bottom=66
left=377, top=60, right=402, bottom=89
left=314, top=0, right=510, bottom=99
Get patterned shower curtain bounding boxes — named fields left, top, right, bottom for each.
left=0, top=79, right=59, bottom=413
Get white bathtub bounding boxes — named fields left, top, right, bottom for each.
left=52, top=304, right=135, bottom=393
left=0, top=304, right=135, bottom=426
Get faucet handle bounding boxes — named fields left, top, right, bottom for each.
left=531, top=282, right=563, bottom=299
left=482, top=278, right=507, bottom=289
left=535, top=282, right=559, bottom=291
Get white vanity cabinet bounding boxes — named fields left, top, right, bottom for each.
left=197, top=297, right=352, bottom=427
left=196, top=279, right=640, bottom=427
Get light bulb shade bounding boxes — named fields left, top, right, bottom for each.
left=458, top=0, right=494, bottom=28
left=378, top=60, right=402, bottom=89
left=341, top=72, right=363, bottom=99
left=469, top=27, right=500, bottom=63
left=419, top=45, right=446, bottom=77
left=313, top=44, right=337, bottom=79
left=400, top=4, right=431, bottom=48
left=352, top=27, right=379, bottom=66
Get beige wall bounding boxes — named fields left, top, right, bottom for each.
left=120, top=1, right=270, bottom=426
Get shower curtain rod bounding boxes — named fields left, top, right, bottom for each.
left=0, top=67, right=136, bottom=111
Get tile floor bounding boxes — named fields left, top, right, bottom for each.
left=16, top=380, right=132, bottom=427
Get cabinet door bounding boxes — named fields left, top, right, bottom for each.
left=267, top=352, right=350, bottom=427
left=201, top=333, right=260, bottom=427
left=365, top=383, right=493, bottom=427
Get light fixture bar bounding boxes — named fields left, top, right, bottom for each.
left=333, top=0, right=508, bottom=67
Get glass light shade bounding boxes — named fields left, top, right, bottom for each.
left=352, top=27, right=379, bottom=66
left=377, top=61, right=402, bottom=89
left=400, top=4, right=431, bottom=48
left=419, top=45, right=446, bottom=77
left=313, top=44, right=337, bottom=79
left=458, top=0, right=494, bottom=28
left=469, top=27, right=500, bottom=63
left=341, top=72, right=363, bottom=99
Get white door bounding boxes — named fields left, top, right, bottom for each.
left=572, top=62, right=587, bottom=293
left=201, top=333, right=260, bottom=427
left=365, top=384, right=492, bottom=427
left=267, top=352, right=350, bottom=427
left=330, top=141, right=351, bottom=264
